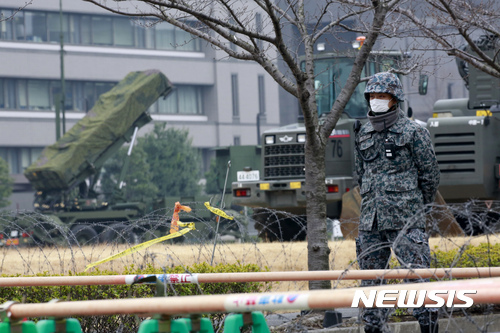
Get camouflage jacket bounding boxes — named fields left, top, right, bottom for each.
left=354, top=109, right=440, bottom=231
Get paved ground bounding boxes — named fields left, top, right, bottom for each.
left=266, top=307, right=358, bottom=327
left=312, top=314, right=500, bottom=333
left=266, top=309, right=500, bottom=332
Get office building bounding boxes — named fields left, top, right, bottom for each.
left=0, top=0, right=280, bottom=210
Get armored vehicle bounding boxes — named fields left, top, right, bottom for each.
left=426, top=35, right=500, bottom=234
left=231, top=50, right=406, bottom=241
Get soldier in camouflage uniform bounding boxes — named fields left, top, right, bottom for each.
left=354, top=72, right=440, bottom=333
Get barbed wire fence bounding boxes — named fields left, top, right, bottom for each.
left=0, top=200, right=499, bottom=332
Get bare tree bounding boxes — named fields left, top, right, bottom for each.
left=394, top=0, right=500, bottom=79
left=84, top=0, right=403, bottom=290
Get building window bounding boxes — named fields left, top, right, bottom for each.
left=5, top=80, right=16, bottom=109
left=231, top=74, right=239, bottom=117
left=258, top=74, right=266, bottom=115
left=114, top=17, right=134, bottom=47
left=25, top=11, right=47, bottom=42
left=46, top=12, right=70, bottom=43
left=156, top=86, right=203, bottom=114
left=255, top=13, right=263, bottom=50
left=68, top=15, right=80, bottom=44
left=0, top=10, right=13, bottom=40
left=0, top=8, right=202, bottom=52
left=80, top=15, right=92, bottom=45
left=0, top=147, right=43, bottom=174
left=0, top=78, right=203, bottom=114
left=12, top=11, right=24, bottom=40
left=28, top=80, right=50, bottom=110
left=233, top=136, right=241, bottom=146
left=156, top=22, right=174, bottom=50
left=83, top=82, right=96, bottom=111
left=92, top=16, right=113, bottom=45
left=17, top=80, right=28, bottom=109
left=47, top=13, right=60, bottom=42
left=0, top=80, right=4, bottom=108
left=51, top=81, right=76, bottom=111
left=0, top=78, right=116, bottom=112
left=175, top=28, right=199, bottom=51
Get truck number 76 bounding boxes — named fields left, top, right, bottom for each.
left=331, top=140, right=343, bottom=158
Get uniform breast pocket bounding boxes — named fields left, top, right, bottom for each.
left=394, top=136, right=412, bottom=160
left=360, top=137, right=375, bottom=150
left=359, top=137, right=377, bottom=161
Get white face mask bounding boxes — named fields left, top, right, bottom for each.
left=370, top=98, right=391, bottom=113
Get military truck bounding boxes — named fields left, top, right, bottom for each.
left=0, top=69, right=263, bottom=246
left=231, top=50, right=406, bottom=241
left=1, top=70, right=173, bottom=246
left=426, top=35, right=500, bottom=234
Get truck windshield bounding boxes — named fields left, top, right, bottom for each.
left=311, top=53, right=401, bottom=119
left=314, top=57, right=367, bottom=119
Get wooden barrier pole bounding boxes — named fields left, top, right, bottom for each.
left=5, top=277, right=500, bottom=319
left=0, top=267, right=499, bottom=287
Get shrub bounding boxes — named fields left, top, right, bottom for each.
left=388, top=242, right=500, bottom=321
left=385, top=242, right=500, bottom=271
left=0, top=262, right=271, bottom=333
left=431, top=242, right=500, bottom=268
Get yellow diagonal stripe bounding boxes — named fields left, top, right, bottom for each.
left=84, top=224, right=195, bottom=272
left=177, top=222, right=194, bottom=228
left=204, top=202, right=234, bottom=220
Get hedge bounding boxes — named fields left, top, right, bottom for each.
left=390, top=242, right=500, bottom=319
left=0, top=262, right=272, bottom=333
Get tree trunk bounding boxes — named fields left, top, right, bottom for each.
left=304, top=116, right=331, bottom=290
left=297, top=43, right=331, bottom=289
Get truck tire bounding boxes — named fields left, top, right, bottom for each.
left=69, top=225, right=99, bottom=246
left=253, top=209, right=307, bottom=242
left=101, top=223, right=137, bottom=244
left=454, top=208, right=500, bottom=236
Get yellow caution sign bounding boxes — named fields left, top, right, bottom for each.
left=204, top=202, right=234, bottom=220
left=477, top=110, right=493, bottom=117
left=84, top=223, right=195, bottom=272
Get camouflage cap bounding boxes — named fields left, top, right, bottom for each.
left=364, top=72, right=404, bottom=102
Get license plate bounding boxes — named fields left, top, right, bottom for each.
left=237, top=170, right=260, bottom=181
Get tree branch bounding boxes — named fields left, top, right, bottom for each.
left=320, top=0, right=392, bottom=140
left=394, top=1, right=500, bottom=78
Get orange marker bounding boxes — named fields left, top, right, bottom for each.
left=170, top=201, right=192, bottom=234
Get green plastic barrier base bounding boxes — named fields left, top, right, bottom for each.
left=176, top=317, right=214, bottom=333
left=223, top=312, right=270, bottom=333
left=0, top=320, right=38, bottom=333
left=36, top=318, right=82, bottom=333
left=137, top=318, right=190, bottom=333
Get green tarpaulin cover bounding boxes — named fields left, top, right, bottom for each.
left=25, top=70, right=172, bottom=191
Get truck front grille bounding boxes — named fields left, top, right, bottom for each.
left=264, top=143, right=305, bottom=179
left=265, top=145, right=304, bottom=155
left=432, top=132, right=476, bottom=173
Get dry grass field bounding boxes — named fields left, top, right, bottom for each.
left=0, top=234, right=498, bottom=292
